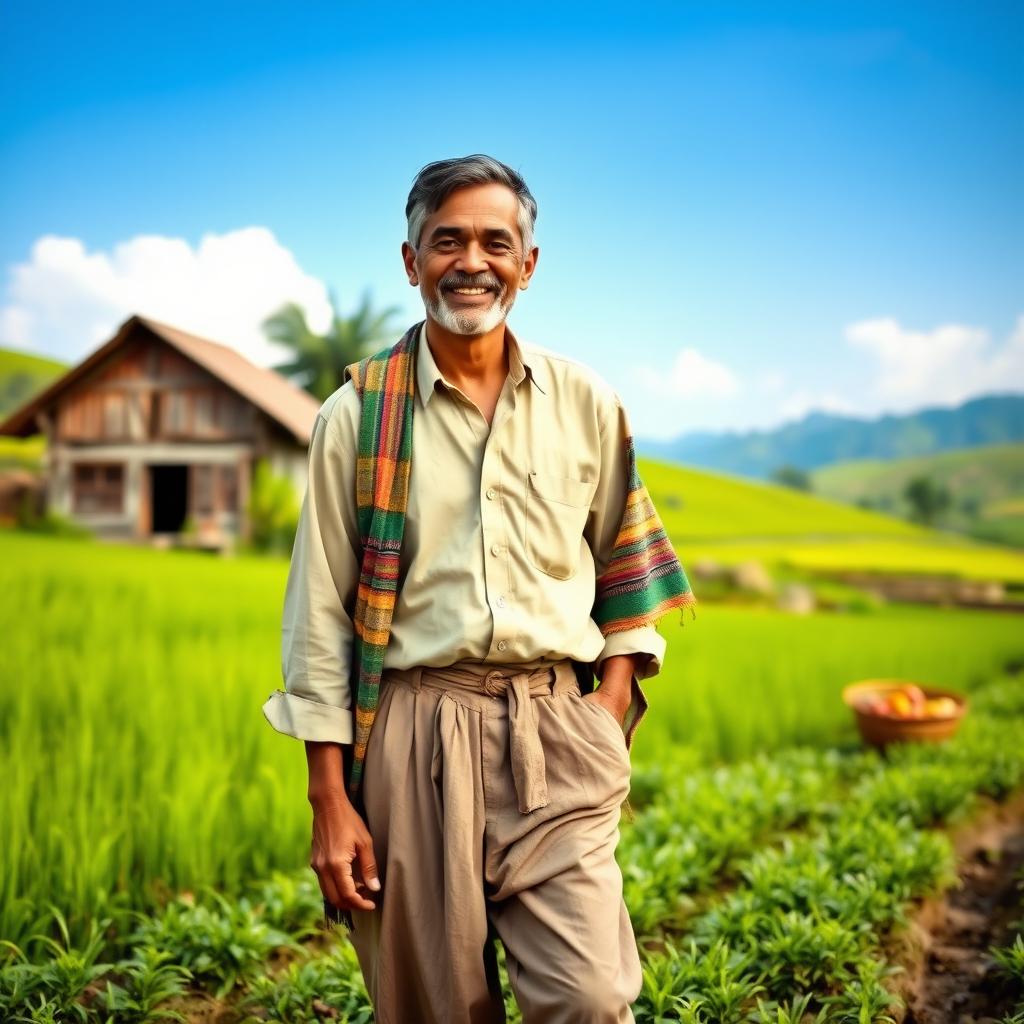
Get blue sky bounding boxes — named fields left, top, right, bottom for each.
left=1, top=1, right=1021, bottom=438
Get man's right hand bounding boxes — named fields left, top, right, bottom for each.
left=305, top=740, right=381, bottom=912
left=309, top=792, right=381, bottom=912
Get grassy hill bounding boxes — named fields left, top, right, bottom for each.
left=639, top=455, right=1024, bottom=585
left=811, top=443, right=1024, bottom=548
left=0, top=346, right=67, bottom=419
left=0, top=347, right=64, bottom=470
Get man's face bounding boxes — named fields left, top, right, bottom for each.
left=402, top=182, right=538, bottom=337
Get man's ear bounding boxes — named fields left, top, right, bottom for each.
left=518, top=245, right=539, bottom=290
left=401, top=241, right=418, bottom=286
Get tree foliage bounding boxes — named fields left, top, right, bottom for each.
left=770, top=464, right=812, bottom=492
left=903, top=475, right=952, bottom=526
left=245, top=459, right=300, bottom=555
left=263, top=288, right=404, bottom=402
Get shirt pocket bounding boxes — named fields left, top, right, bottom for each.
left=525, top=470, right=598, bottom=580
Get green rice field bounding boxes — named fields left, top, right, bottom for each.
left=3, top=510, right=1024, bottom=1020
left=3, top=529, right=1023, bottom=942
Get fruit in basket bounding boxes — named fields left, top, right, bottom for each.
left=859, top=695, right=889, bottom=716
left=844, top=679, right=966, bottom=747
left=856, top=685, right=958, bottom=720
left=923, top=696, right=958, bottom=718
left=902, top=684, right=927, bottom=709
left=887, top=691, right=913, bottom=717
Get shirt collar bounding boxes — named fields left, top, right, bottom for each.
left=415, top=320, right=548, bottom=408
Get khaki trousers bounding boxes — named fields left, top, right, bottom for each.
left=348, top=659, right=642, bottom=1023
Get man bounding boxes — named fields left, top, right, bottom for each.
left=262, top=154, right=694, bottom=1023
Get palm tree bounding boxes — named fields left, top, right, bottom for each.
left=264, top=288, right=405, bottom=401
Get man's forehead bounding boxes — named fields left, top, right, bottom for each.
left=424, top=184, right=519, bottom=228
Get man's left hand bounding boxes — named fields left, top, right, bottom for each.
left=583, top=688, right=629, bottom=726
left=584, top=652, right=642, bottom=726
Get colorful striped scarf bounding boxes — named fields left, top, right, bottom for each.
left=341, top=320, right=695, bottom=806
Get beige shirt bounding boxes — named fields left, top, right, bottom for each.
left=262, top=320, right=667, bottom=745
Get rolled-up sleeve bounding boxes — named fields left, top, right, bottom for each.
left=262, top=404, right=361, bottom=744
left=596, top=626, right=665, bottom=681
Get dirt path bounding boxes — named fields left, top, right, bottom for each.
left=896, top=795, right=1024, bottom=1023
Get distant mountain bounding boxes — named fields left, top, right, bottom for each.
left=638, top=394, right=1024, bottom=478
left=0, top=347, right=68, bottom=419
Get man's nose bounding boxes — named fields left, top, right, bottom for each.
left=455, top=241, right=489, bottom=273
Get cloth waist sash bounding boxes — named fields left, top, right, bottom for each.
left=383, top=659, right=581, bottom=814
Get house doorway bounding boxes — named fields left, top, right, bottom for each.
left=150, top=464, right=189, bottom=533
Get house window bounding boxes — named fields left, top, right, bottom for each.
left=193, top=464, right=215, bottom=515
left=72, top=463, right=124, bottom=514
left=193, top=391, right=213, bottom=435
left=216, top=393, right=246, bottom=434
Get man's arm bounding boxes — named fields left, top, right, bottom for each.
left=594, top=653, right=651, bottom=723
left=583, top=393, right=667, bottom=736
left=264, top=410, right=360, bottom=746
left=262, top=405, right=380, bottom=911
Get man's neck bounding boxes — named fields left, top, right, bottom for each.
left=423, top=314, right=509, bottom=392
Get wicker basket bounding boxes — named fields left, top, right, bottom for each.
left=842, top=679, right=968, bottom=748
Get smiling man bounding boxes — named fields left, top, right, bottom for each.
left=262, top=154, right=694, bottom=1023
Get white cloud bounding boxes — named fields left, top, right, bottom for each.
left=629, top=314, right=1024, bottom=439
left=845, top=314, right=1024, bottom=409
left=635, top=347, right=740, bottom=400
left=0, top=228, right=335, bottom=366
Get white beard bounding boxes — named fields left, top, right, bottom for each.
left=425, top=287, right=514, bottom=336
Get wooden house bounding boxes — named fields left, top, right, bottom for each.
left=0, top=314, right=321, bottom=548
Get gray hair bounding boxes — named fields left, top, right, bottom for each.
left=405, top=154, right=538, bottom=254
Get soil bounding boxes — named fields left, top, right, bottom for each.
left=892, top=794, right=1024, bottom=1023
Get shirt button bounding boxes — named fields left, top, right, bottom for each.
left=497, top=640, right=508, bottom=652
left=490, top=543, right=503, bottom=556
left=486, top=487, right=497, bottom=500
left=496, top=595, right=507, bottom=608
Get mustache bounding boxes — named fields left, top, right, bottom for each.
left=439, top=273, right=502, bottom=293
